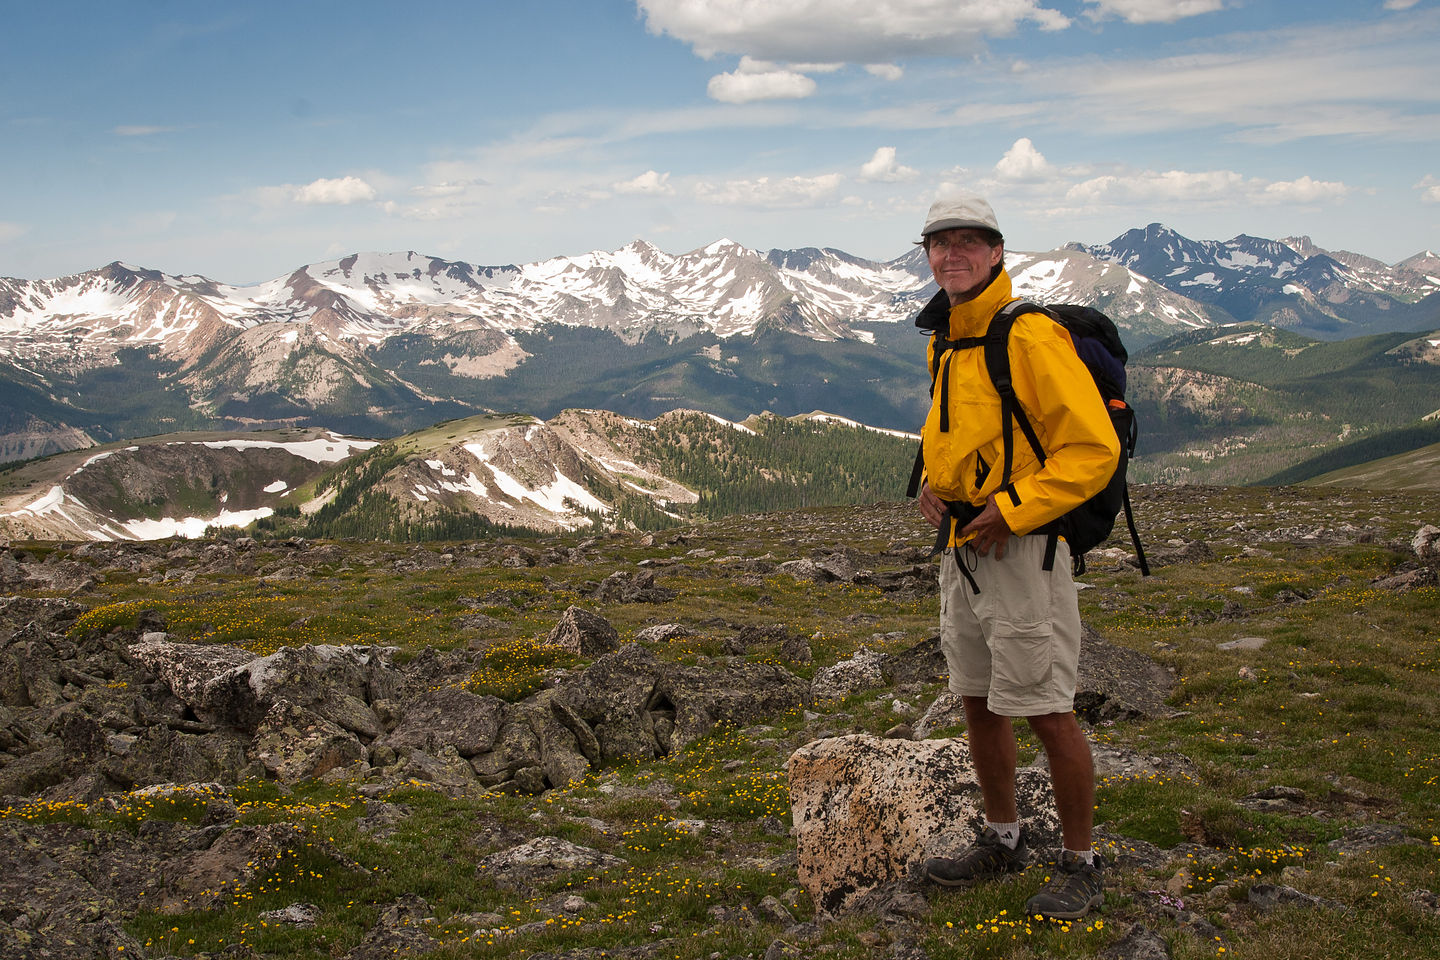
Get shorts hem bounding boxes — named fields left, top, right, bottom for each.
left=985, top=697, right=1075, bottom=718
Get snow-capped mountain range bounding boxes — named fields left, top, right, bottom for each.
left=1, top=226, right=1436, bottom=464
left=4, top=228, right=1434, bottom=362
left=1073, top=225, right=1440, bottom=335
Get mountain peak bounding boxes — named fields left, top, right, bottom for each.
left=702, top=238, right=751, bottom=257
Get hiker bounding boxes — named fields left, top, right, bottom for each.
left=912, top=195, right=1120, bottom=921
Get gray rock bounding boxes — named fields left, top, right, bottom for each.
left=260, top=902, right=322, bottom=926
left=1101, top=923, right=1172, bottom=960
left=476, top=836, right=626, bottom=890
left=756, top=894, right=795, bottom=925
left=1326, top=824, right=1418, bottom=854
left=1372, top=564, right=1437, bottom=592
left=344, top=894, right=440, bottom=960
left=593, top=571, right=676, bottom=603
left=252, top=701, right=366, bottom=782
left=1075, top=624, right=1177, bottom=722
left=548, top=606, right=621, bottom=658
left=128, top=634, right=257, bottom=706
left=634, top=623, right=693, bottom=643
left=913, top=692, right=966, bottom=739
left=380, top=688, right=505, bottom=759
left=557, top=644, right=807, bottom=763
left=1248, top=883, right=1349, bottom=914
left=1218, top=637, right=1269, bottom=651
left=810, top=646, right=887, bottom=701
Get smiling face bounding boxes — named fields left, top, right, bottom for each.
left=926, top=228, right=1004, bottom=303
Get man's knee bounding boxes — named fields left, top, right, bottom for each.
left=1026, top=711, right=1087, bottom=748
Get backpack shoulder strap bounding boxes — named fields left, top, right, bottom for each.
left=984, top=300, right=1049, bottom=494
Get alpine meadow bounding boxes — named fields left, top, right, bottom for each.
left=4, top=2, right=1440, bottom=959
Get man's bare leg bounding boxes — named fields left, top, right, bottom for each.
left=1027, top=711, right=1095, bottom=852
left=962, top=695, right=1018, bottom=823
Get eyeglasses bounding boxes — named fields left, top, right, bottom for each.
left=928, top=233, right=993, bottom=254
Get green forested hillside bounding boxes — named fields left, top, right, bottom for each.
left=1126, top=325, right=1440, bottom=484
left=646, top=412, right=916, bottom=518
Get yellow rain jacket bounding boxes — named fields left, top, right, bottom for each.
left=922, top=269, right=1120, bottom=547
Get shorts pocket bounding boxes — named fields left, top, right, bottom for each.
left=990, top=620, right=1055, bottom=693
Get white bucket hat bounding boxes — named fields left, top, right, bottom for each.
left=920, top=195, right=1002, bottom=240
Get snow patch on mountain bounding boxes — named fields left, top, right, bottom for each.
left=197, top=433, right=378, bottom=463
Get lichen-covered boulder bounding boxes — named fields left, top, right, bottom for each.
left=809, top=646, right=887, bottom=701
left=252, top=701, right=366, bottom=782
left=787, top=734, right=1058, bottom=916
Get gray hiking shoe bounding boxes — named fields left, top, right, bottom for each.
left=1025, top=850, right=1105, bottom=920
left=924, top=826, right=1029, bottom=886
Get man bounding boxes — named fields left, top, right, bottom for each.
left=912, top=195, right=1120, bottom=921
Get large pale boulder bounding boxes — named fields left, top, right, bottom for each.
left=130, top=636, right=400, bottom=735
left=788, top=734, right=1059, bottom=916
left=1413, top=524, right=1440, bottom=560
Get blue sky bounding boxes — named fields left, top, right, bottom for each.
left=3, top=0, right=1437, bottom=283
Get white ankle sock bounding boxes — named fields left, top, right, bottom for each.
left=1064, top=847, right=1095, bottom=865
left=987, top=821, right=1020, bottom=849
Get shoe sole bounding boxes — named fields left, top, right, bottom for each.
left=1026, top=891, right=1103, bottom=921
left=926, top=860, right=1028, bottom=887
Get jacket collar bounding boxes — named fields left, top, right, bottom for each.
left=913, top=267, right=1014, bottom=339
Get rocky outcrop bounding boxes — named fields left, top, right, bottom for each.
left=556, top=644, right=810, bottom=762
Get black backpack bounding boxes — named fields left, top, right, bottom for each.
left=907, top=293, right=1150, bottom=579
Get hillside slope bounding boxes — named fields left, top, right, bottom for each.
left=0, top=411, right=917, bottom=543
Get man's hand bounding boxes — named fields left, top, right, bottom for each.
left=917, top=482, right=946, bottom=529
left=959, top=493, right=1013, bottom=559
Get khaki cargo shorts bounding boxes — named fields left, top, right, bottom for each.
left=939, top=534, right=1081, bottom=717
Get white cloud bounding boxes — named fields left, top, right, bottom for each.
left=381, top=201, right=469, bottom=221
left=293, top=176, right=377, bottom=205
left=410, top=181, right=474, bottom=198
left=1015, top=17, right=1440, bottom=143
left=1260, top=176, right=1349, bottom=203
left=637, top=0, right=1070, bottom=63
left=708, top=58, right=818, bottom=103
left=112, top=125, right=175, bottom=137
left=1083, top=0, right=1224, bottom=24
left=1384, top=0, right=1421, bottom=9
left=864, top=63, right=904, bottom=81
left=1419, top=176, right=1440, bottom=203
left=1063, top=169, right=1349, bottom=206
left=0, top=221, right=27, bottom=242
left=694, top=173, right=845, bottom=208
left=859, top=146, right=918, bottom=182
left=614, top=170, right=676, bottom=195
left=995, top=138, right=1054, bottom=182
